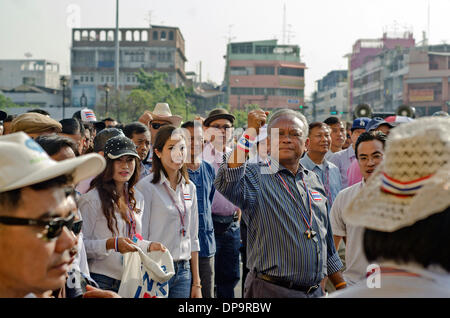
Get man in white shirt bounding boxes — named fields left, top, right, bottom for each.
left=330, top=131, right=387, bottom=285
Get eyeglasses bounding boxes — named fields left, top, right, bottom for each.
left=210, top=125, right=233, bottom=130
left=0, top=213, right=76, bottom=241
left=151, top=122, right=169, bottom=130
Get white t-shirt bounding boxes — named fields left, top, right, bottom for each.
left=328, top=263, right=450, bottom=298
left=330, top=180, right=369, bottom=285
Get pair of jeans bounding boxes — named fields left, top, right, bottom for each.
left=198, top=256, right=214, bottom=298
left=168, top=260, right=192, bottom=298
left=214, top=220, right=241, bottom=298
left=90, top=273, right=121, bottom=293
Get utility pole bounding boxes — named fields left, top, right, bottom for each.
left=114, top=0, right=120, bottom=121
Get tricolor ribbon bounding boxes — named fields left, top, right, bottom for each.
left=380, top=172, right=433, bottom=197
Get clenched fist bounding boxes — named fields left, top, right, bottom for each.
left=248, top=110, right=269, bottom=136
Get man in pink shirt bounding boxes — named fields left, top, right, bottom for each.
left=202, top=108, right=242, bottom=298
left=346, top=118, right=393, bottom=187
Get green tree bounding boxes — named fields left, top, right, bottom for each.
left=0, top=94, right=19, bottom=109
left=131, top=69, right=196, bottom=121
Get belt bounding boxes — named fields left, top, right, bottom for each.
left=212, top=211, right=239, bottom=223
left=256, top=273, right=320, bottom=294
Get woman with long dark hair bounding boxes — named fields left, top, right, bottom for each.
left=79, top=135, right=165, bottom=292
left=136, top=125, right=201, bottom=298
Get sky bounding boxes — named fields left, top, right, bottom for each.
left=1, top=0, right=449, bottom=98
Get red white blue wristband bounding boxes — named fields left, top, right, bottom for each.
left=237, top=134, right=255, bottom=153
left=114, top=237, right=119, bottom=252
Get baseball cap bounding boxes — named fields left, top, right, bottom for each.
left=104, top=135, right=140, bottom=160
left=366, top=117, right=394, bottom=132
left=0, top=132, right=106, bottom=193
left=351, top=117, right=371, bottom=131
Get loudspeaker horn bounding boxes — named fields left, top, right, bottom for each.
left=354, top=103, right=373, bottom=119
left=396, top=105, right=416, bottom=118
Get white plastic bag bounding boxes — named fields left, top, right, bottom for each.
left=118, top=247, right=175, bottom=298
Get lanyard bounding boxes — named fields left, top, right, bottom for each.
left=123, top=189, right=137, bottom=239
left=163, top=183, right=187, bottom=237
left=266, top=159, right=316, bottom=239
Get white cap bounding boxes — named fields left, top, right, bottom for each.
left=0, top=132, right=106, bottom=192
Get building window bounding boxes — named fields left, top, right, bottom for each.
left=141, top=31, right=148, bottom=41
left=74, top=31, right=81, bottom=41
left=276, top=88, right=301, bottom=97
left=107, top=30, right=114, bottom=41
left=169, top=31, right=174, bottom=41
left=133, top=30, right=140, bottom=41
left=255, top=46, right=275, bottom=54
left=230, top=67, right=249, bottom=76
left=99, top=31, right=106, bottom=41
left=126, top=31, right=132, bottom=41
left=153, top=31, right=158, bottom=40
left=161, top=31, right=167, bottom=40
left=231, top=43, right=253, bottom=54
left=255, top=66, right=275, bottom=75
left=231, top=87, right=254, bottom=95
left=278, top=67, right=304, bottom=77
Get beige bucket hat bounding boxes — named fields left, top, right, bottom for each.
left=150, top=103, right=182, bottom=127
left=0, top=132, right=106, bottom=192
left=343, top=117, right=450, bottom=232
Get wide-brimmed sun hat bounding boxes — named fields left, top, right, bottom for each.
left=150, top=103, right=182, bottom=127
left=343, top=117, right=450, bottom=232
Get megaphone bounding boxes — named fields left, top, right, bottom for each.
left=396, top=105, right=416, bottom=118
left=354, top=104, right=373, bottom=119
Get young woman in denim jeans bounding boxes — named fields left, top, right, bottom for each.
left=136, top=125, right=202, bottom=298
left=79, top=135, right=165, bottom=293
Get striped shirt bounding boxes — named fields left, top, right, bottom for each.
left=214, top=155, right=343, bottom=286
left=300, top=153, right=342, bottom=208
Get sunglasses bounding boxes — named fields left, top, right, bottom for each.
left=0, top=213, right=79, bottom=241
left=151, top=122, right=169, bottom=130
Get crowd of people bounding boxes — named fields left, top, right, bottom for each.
left=0, top=103, right=449, bottom=299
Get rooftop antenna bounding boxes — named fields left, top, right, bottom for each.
left=282, top=3, right=286, bottom=44
left=427, top=1, right=430, bottom=43
left=145, top=10, right=153, bottom=27
left=225, top=24, right=236, bottom=44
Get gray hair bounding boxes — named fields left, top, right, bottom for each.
left=267, top=109, right=309, bottom=139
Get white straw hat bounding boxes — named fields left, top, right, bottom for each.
left=0, top=132, right=106, bottom=192
left=150, top=103, right=182, bottom=127
left=343, top=117, right=450, bottom=232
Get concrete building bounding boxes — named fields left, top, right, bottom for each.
left=224, top=39, right=306, bottom=110
left=403, top=44, right=450, bottom=116
left=314, top=70, right=348, bottom=121
left=348, top=32, right=415, bottom=117
left=0, top=59, right=61, bottom=90
left=70, top=25, right=187, bottom=109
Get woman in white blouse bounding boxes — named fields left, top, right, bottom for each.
left=136, top=125, right=201, bottom=298
left=78, top=135, right=165, bottom=293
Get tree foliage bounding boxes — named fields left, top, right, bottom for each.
left=0, top=94, right=20, bottom=109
